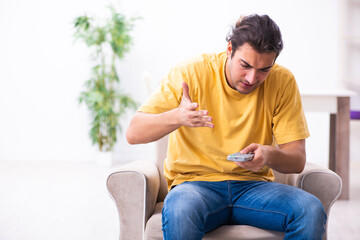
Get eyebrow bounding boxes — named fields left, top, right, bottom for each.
left=240, top=59, right=273, bottom=71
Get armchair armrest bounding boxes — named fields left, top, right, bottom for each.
left=107, top=160, right=160, bottom=240
left=293, top=163, right=342, bottom=240
left=274, top=162, right=342, bottom=240
left=275, top=162, right=342, bottom=214
left=293, top=162, right=342, bottom=214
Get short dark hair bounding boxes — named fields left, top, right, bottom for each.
left=226, top=14, right=283, bottom=58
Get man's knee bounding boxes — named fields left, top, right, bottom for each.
left=162, top=183, right=208, bottom=240
left=163, top=183, right=209, bottom=222
left=287, top=192, right=327, bottom=239
left=305, top=194, right=327, bottom=226
left=295, top=193, right=326, bottom=223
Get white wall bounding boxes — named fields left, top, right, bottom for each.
left=0, top=0, right=342, bottom=166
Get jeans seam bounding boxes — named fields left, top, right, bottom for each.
left=232, top=205, right=289, bottom=219
left=232, top=205, right=289, bottom=232
left=206, top=206, right=230, bottom=217
left=227, top=180, right=232, bottom=205
left=203, top=206, right=231, bottom=227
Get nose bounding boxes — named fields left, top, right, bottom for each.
left=245, top=69, right=257, bottom=84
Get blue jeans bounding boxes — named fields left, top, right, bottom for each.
left=162, top=181, right=326, bottom=240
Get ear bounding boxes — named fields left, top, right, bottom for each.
left=226, top=41, right=232, bottom=58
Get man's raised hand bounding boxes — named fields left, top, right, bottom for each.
left=177, top=82, right=214, bottom=128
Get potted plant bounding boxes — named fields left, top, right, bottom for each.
left=73, top=6, right=138, bottom=162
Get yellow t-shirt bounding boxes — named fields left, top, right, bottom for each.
left=139, top=52, right=309, bottom=190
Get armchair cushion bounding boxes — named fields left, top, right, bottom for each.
left=145, top=202, right=284, bottom=240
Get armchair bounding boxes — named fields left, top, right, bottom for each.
left=107, top=136, right=342, bottom=240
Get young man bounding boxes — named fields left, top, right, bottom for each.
left=126, top=14, right=327, bottom=239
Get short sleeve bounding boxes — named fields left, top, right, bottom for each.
left=138, top=68, right=188, bottom=114
left=272, top=76, right=310, bottom=144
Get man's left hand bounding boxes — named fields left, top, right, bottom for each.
left=234, top=143, right=271, bottom=172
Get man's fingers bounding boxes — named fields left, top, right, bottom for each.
left=188, top=110, right=211, bottom=120
left=240, top=143, right=258, bottom=154
left=179, top=82, right=213, bottom=128
left=191, top=102, right=199, bottom=109
left=192, top=116, right=213, bottom=124
left=189, top=121, right=214, bottom=128
left=181, top=81, right=192, bottom=103
left=192, top=109, right=208, bottom=117
left=187, top=114, right=214, bottom=128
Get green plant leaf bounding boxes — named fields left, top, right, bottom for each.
left=74, top=5, right=139, bottom=152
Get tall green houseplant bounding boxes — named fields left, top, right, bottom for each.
left=74, top=6, right=138, bottom=152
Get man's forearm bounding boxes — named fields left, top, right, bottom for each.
left=267, top=140, right=306, bottom=173
left=127, top=82, right=214, bottom=144
left=126, top=110, right=181, bottom=144
left=238, top=140, right=306, bottom=174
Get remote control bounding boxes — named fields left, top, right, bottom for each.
left=227, top=152, right=254, bottom=162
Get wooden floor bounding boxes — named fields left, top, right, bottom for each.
left=0, top=160, right=359, bottom=240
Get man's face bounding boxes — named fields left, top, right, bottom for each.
left=225, top=42, right=276, bottom=94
